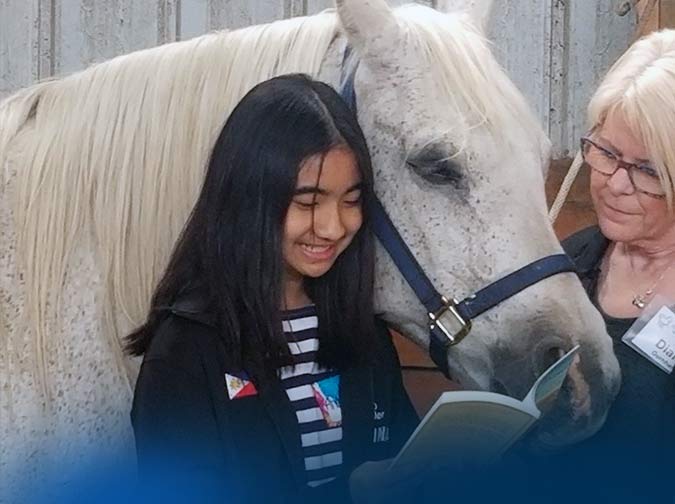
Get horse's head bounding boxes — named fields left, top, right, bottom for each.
left=335, top=0, right=620, bottom=447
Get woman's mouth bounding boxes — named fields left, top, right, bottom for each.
left=602, top=202, right=636, bottom=217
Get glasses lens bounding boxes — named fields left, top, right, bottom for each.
left=632, top=167, right=665, bottom=195
left=583, top=141, right=616, bottom=175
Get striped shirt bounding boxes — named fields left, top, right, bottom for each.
left=280, top=306, right=343, bottom=488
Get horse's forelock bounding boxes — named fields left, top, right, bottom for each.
left=393, top=5, right=547, bottom=156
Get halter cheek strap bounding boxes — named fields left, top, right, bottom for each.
left=339, top=55, right=576, bottom=379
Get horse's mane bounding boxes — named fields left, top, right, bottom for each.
left=0, top=4, right=546, bottom=400
left=0, top=12, right=338, bottom=399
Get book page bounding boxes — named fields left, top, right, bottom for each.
left=390, top=396, right=536, bottom=473
left=389, top=347, right=580, bottom=475
left=523, top=345, right=580, bottom=415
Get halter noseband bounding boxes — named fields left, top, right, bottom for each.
left=339, top=57, right=576, bottom=378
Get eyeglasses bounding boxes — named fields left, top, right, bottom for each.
left=580, top=136, right=665, bottom=199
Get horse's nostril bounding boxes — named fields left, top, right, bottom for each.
left=538, top=345, right=567, bottom=376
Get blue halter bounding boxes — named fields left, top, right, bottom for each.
left=339, top=59, right=576, bottom=378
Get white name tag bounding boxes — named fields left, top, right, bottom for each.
left=623, top=305, right=675, bottom=373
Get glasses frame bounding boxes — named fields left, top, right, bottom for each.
left=580, top=136, right=666, bottom=200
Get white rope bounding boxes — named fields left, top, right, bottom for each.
left=549, top=149, right=584, bottom=223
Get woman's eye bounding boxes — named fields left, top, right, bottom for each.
left=637, top=164, right=659, bottom=178
left=599, top=149, right=617, bottom=160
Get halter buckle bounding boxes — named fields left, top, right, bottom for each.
left=428, top=296, right=472, bottom=347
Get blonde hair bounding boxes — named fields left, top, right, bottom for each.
left=588, top=29, right=675, bottom=207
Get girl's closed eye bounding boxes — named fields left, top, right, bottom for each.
left=343, top=192, right=362, bottom=207
left=293, top=197, right=319, bottom=209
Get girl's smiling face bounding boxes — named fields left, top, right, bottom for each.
left=282, top=146, right=363, bottom=284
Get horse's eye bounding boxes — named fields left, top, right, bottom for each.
left=407, top=158, right=463, bottom=186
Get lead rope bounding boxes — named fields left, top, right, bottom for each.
left=548, top=150, right=583, bottom=223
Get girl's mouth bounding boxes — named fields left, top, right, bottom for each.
left=300, top=243, right=336, bottom=260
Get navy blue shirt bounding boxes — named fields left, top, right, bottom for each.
left=562, top=226, right=675, bottom=455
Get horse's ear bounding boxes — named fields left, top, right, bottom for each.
left=335, top=0, right=399, bottom=65
left=436, top=0, right=493, bottom=32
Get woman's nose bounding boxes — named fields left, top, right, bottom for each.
left=606, top=166, right=635, bottom=196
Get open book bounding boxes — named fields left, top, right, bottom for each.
left=390, top=345, right=580, bottom=472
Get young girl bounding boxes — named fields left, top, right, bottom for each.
left=127, top=74, right=417, bottom=502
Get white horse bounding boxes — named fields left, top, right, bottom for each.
left=0, top=0, right=620, bottom=496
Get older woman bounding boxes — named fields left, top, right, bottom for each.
left=563, top=29, right=675, bottom=453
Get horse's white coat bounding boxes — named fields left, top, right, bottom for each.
left=0, top=0, right=620, bottom=498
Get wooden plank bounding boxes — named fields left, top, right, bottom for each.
left=487, top=1, right=553, bottom=145
left=54, top=0, right=164, bottom=77
left=389, top=0, right=432, bottom=6
left=38, top=0, right=55, bottom=80
left=547, top=0, right=570, bottom=157
left=284, top=0, right=306, bottom=18
left=157, top=0, right=179, bottom=43
left=565, top=0, right=636, bottom=154
left=180, top=0, right=208, bottom=40
left=559, top=0, right=598, bottom=158
left=636, top=0, right=659, bottom=36
left=207, top=0, right=284, bottom=30
left=661, top=0, right=675, bottom=27
left=306, top=0, right=333, bottom=15
left=0, top=0, right=40, bottom=95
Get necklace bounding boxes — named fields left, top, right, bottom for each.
left=631, top=262, right=674, bottom=309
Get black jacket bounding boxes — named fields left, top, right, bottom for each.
left=560, top=226, right=675, bottom=461
left=130, top=289, right=418, bottom=503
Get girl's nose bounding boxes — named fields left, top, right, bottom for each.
left=314, top=204, right=346, bottom=241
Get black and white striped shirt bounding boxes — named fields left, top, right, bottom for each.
left=280, top=306, right=343, bottom=488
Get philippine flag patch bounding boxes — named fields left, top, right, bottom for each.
left=225, top=372, right=257, bottom=399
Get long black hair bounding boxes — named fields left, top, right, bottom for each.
left=126, top=74, right=376, bottom=384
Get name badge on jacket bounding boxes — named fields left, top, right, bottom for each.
left=623, top=303, right=675, bottom=373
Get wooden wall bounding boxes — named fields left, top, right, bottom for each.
left=635, top=0, right=675, bottom=36
left=0, top=0, right=639, bottom=157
